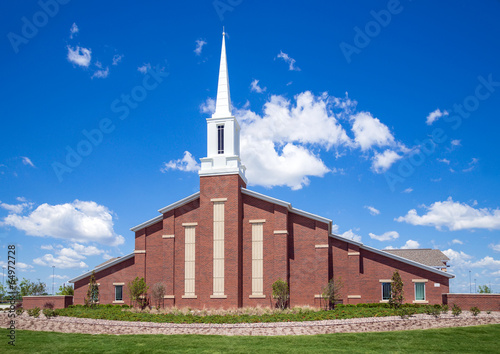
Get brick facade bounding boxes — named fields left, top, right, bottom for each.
left=22, top=296, right=73, bottom=309
left=443, top=293, right=500, bottom=311
left=71, top=174, right=452, bottom=308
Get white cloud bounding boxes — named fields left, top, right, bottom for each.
left=250, top=79, right=266, bottom=93
left=1, top=200, right=124, bottom=246
left=401, top=239, right=420, bottom=249
left=463, top=158, right=478, bottom=173
left=91, top=67, right=109, bottom=79
left=443, top=248, right=500, bottom=277
left=34, top=243, right=105, bottom=269
left=277, top=51, right=300, bottom=71
left=34, top=253, right=87, bottom=269
left=112, top=54, right=123, bottom=66
left=161, top=151, right=200, bottom=173
left=369, top=231, right=399, bottom=242
left=21, top=156, right=35, bottom=168
left=489, top=243, right=500, bottom=252
left=194, top=39, right=207, bottom=56
left=137, top=63, right=151, bottom=74
left=396, top=197, right=500, bottom=231
left=426, top=108, right=449, bottom=125
left=41, top=245, right=54, bottom=250
left=50, top=274, right=68, bottom=280
left=451, top=139, right=461, bottom=146
left=16, top=197, right=27, bottom=202
left=365, top=206, right=380, bottom=216
left=69, top=23, right=79, bottom=38
left=200, top=98, right=216, bottom=114
left=17, top=262, right=34, bottom=271
left=437, top=158, right=450, bottom=165
left=403, top=188, right=413, bottom=194
left=340, top=229, right=362, bottom=243
left=372, top=150, right=402, bottom=173
left=67, top=45, right=92, bottom=67
left=351, top=112, right=395, bottom=151
left=0, top=200, right=33, bottom=214
left=452, top=239, right=463, bottom=245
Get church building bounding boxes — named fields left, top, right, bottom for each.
left=69, top=33, right=453, bottom=308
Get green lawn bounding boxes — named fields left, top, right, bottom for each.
left=1, top=325, right=499, bottom=353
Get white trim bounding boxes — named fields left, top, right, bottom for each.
left=112, top=300, right=124, bottom=304
left=162, top=235, right=175, bottom=239
left=379, top=279, right=393, bottom=283
left=348, top=252, right=360, bottom=256
left=210, top=295, right=228, bottom=299
left=249, top=219, right=266, bottom=224
left=347, top=295, right=361, bottom=299
left=412, top=279, right=428, bottom=283
left=314, top=294, right=323, bottom=298
left=315, top=244, right=329, bottom=249
left=444, top=293, right=500, bottom=296
left=163, top=295, right=175, bottom=299
left=329, top=234, right=455, bottom=279
left=379, top=300, right=389, bottom=303
left=181, top=295, right=198, bottom=299
left=182, top=222, right=198, bottom=227
left=291, top=207, right=332, bottom=226
left=130, top=215, right=163, bottom=232
left=413, top=300, right=429, bottom=304
left=249, top=294, right=266, bottom=299
left=68, top=253, right=134, bottom=283
left=112, top=282, right=125, bottom=286
left=211, top=198, right=227, bottom=202
left=158, top=192, right=201, bottom=214
left=134, top=250, right=146, bottom=254
left=273, top=230, right=288, bottom=235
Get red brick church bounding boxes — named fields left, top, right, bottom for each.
left=70, top=33, right=453, bottom=308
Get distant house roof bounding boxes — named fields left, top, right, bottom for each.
left=383, top=249, right=450, bottom=268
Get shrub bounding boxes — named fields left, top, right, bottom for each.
left=470, top=306, right=480, bottom=316
left=15, top=307, right=24, bottom=316
left=27, top=307, right=41, bottom=318
left=43, top=308, right=57, bottom=318
left=43, top=301, right=54, bottom=309
left=272, top=279, right=289, bottom=310
left=424, top=305, right=440, bottom=318
left=84, top=272, right=99, bottom=308
left=322, top=277, right=343, bottom=310
left=389, top=270, right=404, bottom=309
left=128, top=277, right=149, bottom=309
left=441, top=304, right=448, bottom=313
left=398, top=307, right=416, bottom=319
left=151, top=282, right=167, bottom=309
left=451, top=304, right=462, bottom=317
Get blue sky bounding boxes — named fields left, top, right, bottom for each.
left=1, top=0, right=499, bottom=295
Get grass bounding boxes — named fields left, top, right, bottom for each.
left=1, top=325, right=499, bottom=353
left=52, top=303, right=435, bottom=324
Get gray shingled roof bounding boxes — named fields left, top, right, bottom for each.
left=382, top=249, right=450, bottom=268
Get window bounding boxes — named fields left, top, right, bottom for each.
left=115, top=285, right=123, bottom=301
left=415, top=282, right=425, bottom=301
left=217, top=125, right=224, bottom=154
left=382, top=282, right=391, bottom=300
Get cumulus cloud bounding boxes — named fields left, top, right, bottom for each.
left=451, top=139, right=461, bottom=147
left=21, top=156, right=35, bottom=168
left=200, top=98, right=216, bottom=114
left=396, top=197, right=500, bottom=231
left=437, top=158, right=450, bottom=165
left=277, top=51, right=300, bottom=71
left=0, top=200, right=33, bottom=214
left=161, top=151, right=200, bottom=173
left=401, top=239, right=420, bottom=249
left=194, top=39, right=207, bottom=56
left=452, top=239, right=464, bottom=245
left=34, top=243, right=106, bottom=269
left=489, top=243, right=500, bottom=252
left=351, top=112, right=395, bottom=151
left=67, top=45, right=92, bottom=67
left=69, top=23, right=79, bottom=39
left=403, top=188, right=413, bottom=194
left=17, top=262, right=34, bottom=272
left=1, top=200, right=124, bottom=246
left=443, top=248, right=500, bottom=278
left=91, top=67, right=109, bottom=79
left=365, top=206, right=380, bottom=216
left=112, top=54, right=123, bottom=66
left=250, top=79, right=266, bottom=93
left=34, top=253, right=87, bottom=269
left=340, top=229, right=362, bottom=243
left=426, top=108, right=449, bottom=125
left=137, top=63, right=151, bottom=74
left=372, top=150, right=402, bottom=173
left=369, top=231, right=399, bottom=242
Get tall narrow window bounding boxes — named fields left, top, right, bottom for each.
left=212, top=200, right=225, bottom=296
left=382, top=282, right=391, bottom=301
left=217, top=125, right=224, bottom=154
left=115, top=285, right=123, bottom=301
left=415, top=282, right=425, bottom=301
left=183, top=224, right=197, bottom=297
left=251, top=221, right=264, bottom=296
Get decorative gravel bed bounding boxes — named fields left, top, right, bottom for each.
left=2, top=311, right=499, bottom=336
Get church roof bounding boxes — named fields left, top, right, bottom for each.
left=382, top=249, right=450, bottom=268
left=68, top=252, right=134, bottom=283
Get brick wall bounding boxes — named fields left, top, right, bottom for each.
left=443, top=293, right=500, bottom=311
left=22, top=296, right=73, bottom=309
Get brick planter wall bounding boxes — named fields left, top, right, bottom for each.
left=443, top=293, right=500, bottom=311
left=22, top=296, right=73, bottom=309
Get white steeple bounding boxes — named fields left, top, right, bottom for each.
left=199, top=30, right=246, bottom=183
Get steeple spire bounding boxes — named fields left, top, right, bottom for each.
left=212, top=29, right=232, bottom=118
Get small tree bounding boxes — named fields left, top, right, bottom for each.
left=151, top=282, right=166, bottom=309
left=128, top=277, right=149, bottom=309
left=84, top=272, right=99, bottom=308
left=19, top=278, right=47, bottom=297
left=478, top=285, right=491, bottom=294
left=272, top=278, right=289, bottom=310
left=57, top=284, right=74, bottom=296
left=322, top=277, right=343, bottom=310
left=389, top=270, right=404, bottom=309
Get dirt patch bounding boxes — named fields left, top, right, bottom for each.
left=2, top=311, right=499, bottom=336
